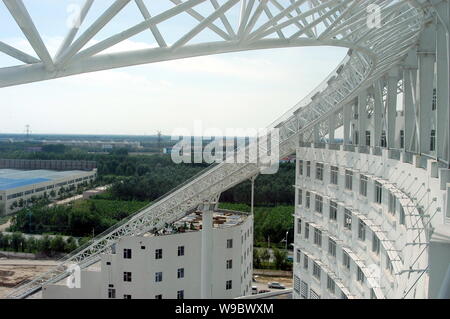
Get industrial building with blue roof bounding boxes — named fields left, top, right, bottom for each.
left=0, top=168, right=97, bottom=216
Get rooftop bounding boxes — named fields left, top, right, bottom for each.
left=144, top=209, right=250, bottom=237
left=0, top=169, right=90, bottom=191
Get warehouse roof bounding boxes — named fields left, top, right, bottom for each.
left=0, top=169, right=91, bottom=191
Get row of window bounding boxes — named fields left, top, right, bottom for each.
left=297, top=216, right=383, bottom=256
left=297, top=179, right=406, bottom=225
left=107, top=289, right=184, bottom=299
left=123, top=246, right=185, bottom=260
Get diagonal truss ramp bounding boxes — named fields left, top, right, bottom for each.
left=0, top=0, right=427, bottom=298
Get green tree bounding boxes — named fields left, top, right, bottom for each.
left=273, top=248, right=288, bottom=270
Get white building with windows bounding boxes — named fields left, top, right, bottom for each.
left=293, top=144, right=450, bottom=299
left=42, top=209, right=253, bottom=299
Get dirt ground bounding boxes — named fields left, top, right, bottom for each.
left=0, top=259, right=57, bottom=298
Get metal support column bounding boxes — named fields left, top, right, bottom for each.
left=386, top=69, right=398, bottom=148
left=328, top=113, right=335, bottom=143
left=343, top=104, right=352, bottom=145
left=358, top=91, right=368, bottom=146
left=417, top=26, right=436, bottom=154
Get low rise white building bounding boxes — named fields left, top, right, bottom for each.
left=43, top=209, right=254, bottom=299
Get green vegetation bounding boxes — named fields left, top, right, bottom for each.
left=0, top=232, right=82, bottom=256
left=253, top=247, right=292, bottom=271
left=8, top=198, right=149, bottom=237
left=218, top=202, right=294, bottom=247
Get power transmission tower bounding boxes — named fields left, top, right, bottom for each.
left=25, top=124, right=31, bottom=140
left=157, top=131, right=162, bottom=154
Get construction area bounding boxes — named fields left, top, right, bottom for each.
left=0, top=258, right=57, bottom=298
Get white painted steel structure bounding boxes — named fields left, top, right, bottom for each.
left=0, top=0, right=448, bottom=298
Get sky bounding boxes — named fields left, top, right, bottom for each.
left=0, top=0, right=347, bottom=136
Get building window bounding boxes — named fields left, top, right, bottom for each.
left=178, top=246, right=185, bottom=256
left=226, top=280, right=232, bottom=290
left=155, top=294, right=162, bottom=299
left=303, top=255, right=309, bottom=269
left=360, top=175, right=368, bottom=196
left=299, top=160, right=304, bottom=175
left=316, top=163, right=324, bottom=181
left=329, top=200, right=337, bottom=221
left=312, top=262, right=321, bottom=281
left=305, top=191, right=311, bottom=208
left=330, top=166, right=338, bottom=185
left=123, top=272, right=132, bottom=282
left=306, top=161, right=311, bottom=177
left=296, top=249, right=301, bottom=263
left=313, top=228, right=322, bottom=247
left=430, top=129, right=436, bottom=151
left=297, top=189, right=302, bottom=205
left=345, top=170, right=353, bottom=190
left=155, top=272, right=163, bottom=282
left=226, top=259, right=233, bottom=269
left=357, top=267, right=365, bottom=283
left=344, top=209, right=352, bottom=230
left=177, top=290, right=184, bottom=299
left=297, top=218, right=302, bottom=235
left=177, top=268, right=184, bottom=279
left=300, top=281, right=308, bottom=299
left=388, top=193, right=396, bottom=215
left=372, top=234, right=380, bottom=255
left=358, top=219, right=366, bottom=241
left=375, top=181, right=382, bottom=204
left=315, top=195, right=323, bottom=214
left=155, top=249, right=163, bottom=259
left=399, top=206, right=405, bottom=225
left=304, top=222, right=310, bottom=239
left=386, top=257, right=393, bottom=274
left=365, top=130, right=371, bottom=146
left=328, top=238, right=336, bottom=257
left=381, top=131, right=387, bottom=147
left=123, top=248, right=132, bottom=259
left=108, top=288, right=116, bottom=299
left=123, top=294, right=132, bottom=299
left=327, top=276, right=335, bottom=294
left=343, top=251, right=350, bottom=270
left=400, top=130, right=404, bottom=148
left=227, top=239, right=233, bottom=248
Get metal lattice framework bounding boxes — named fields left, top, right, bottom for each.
left=0, top=0, right=435, bottom=298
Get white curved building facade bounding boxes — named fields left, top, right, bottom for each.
left=293, top=143, right=450, bottom=299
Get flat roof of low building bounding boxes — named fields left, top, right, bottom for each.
left=144, top=209, right=250, bottom=237
left=0, top=169, right=91, bottom=191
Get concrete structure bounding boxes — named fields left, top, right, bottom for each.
left=0, top=169, right=97, bottom=216
left=2, top=0, right=449, bottom=299
left=42, top=209, right=253, bottom=299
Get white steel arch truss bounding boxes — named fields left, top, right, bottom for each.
left=1, top=0, right=443, bottom=298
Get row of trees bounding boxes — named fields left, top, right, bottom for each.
left=0, top=232, right=87, bottom=256
left=218, top=203, right=294, bottom=246
left=253, top=247, right=292, bottom=271
left=1, top=147, right=295, bottom=206
left=8, top=198, right=149, bottom=237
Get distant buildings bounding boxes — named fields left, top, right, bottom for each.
left=43, top=209, right=254, bottom=299
left=0, top=168, right=97, bottom=216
